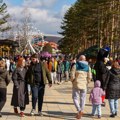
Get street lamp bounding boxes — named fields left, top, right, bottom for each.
left=41, top=33, right=44, bottom=52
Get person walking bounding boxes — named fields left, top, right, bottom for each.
left=48, top=57, right=57, bottom=84
left=9, top=59, right=16, bottom=75
left=5, top=57, right=10, bottom=72
left=63, top=58, right=70, bottom=82
left=103, top=61, right=120, bottom=118
left=57, top=59, right=64, bottom=84
left=26, top=54, right=52, bottom=116
left=94, top=47, right=111, bottom=106
left=89, top=80, right=105, bottom=119
left=70, top=55, right=92, bottom=119
left=11, top=57, right=29, bottom=117
left=0, top=60, right=11, bottom=117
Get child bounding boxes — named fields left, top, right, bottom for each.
left=89, top=80, right=105, bottom=118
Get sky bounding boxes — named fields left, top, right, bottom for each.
left=3, top=0, right=76, bottom=36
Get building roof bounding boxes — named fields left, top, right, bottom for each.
left=36, top=41, right=58, bottom=49
left=0, top=39, right=19, bottom=47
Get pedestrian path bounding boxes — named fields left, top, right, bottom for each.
left=1, top=81, right=120, bottom=120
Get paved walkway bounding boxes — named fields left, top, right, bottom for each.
left=1, top=81, right=120, bottom=120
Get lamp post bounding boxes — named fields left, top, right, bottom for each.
left=41, top=33, right=44, bottom=52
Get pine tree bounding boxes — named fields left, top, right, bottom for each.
left=59, top=0, right=120, bottom=58
left=0, top=1, right=10, bottom=32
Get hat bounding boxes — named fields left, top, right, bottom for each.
left=104, top=46, right=110, bottom=52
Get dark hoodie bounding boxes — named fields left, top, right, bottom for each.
left=94, top=48, right=110, bottom=89
left=0, top=68, right=11, bottom=88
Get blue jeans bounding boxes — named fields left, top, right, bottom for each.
left=92, top=104, right=101, bottom=116
left=31, top=85, right=45, bottom=112
left=108, top=99, right=118, bottom=114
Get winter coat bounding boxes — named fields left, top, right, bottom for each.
left=90, top=80, right=105, bottom=105
left=94, top=61, right=110, bottom=89
left=70, top=61, right=92, bottom=90
left=0, top=68, right=11, bottom=88
left=26, top=61, right=52, bottom=86
left=11, top=67, right=29, bottom=107
left=104, top=68, right=120, bottom=99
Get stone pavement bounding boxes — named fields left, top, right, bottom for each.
left=1, top=81, right=120, bottom=120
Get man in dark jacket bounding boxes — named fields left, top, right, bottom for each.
left=26, top=54, right=52, bottom=116
left=94, top=47, right=110, bottom=89
left=94, top=47, right=110, bottom=106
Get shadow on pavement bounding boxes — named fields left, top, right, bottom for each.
left=42, top=112, right=96, bottom=120
left=85, top=103, right=92, bottom=106
left=43, top=111, right=76, bottom=119
left=44, top=101, right=73, bottom=105
left=2, top=112, right=19, bottom=116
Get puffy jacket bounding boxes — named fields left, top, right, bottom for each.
left=89, top=80, right=105, bottom=105
left=70, top=61, right=92, bottom=90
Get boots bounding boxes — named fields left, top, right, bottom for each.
left=14, top=107, right=18, bottom=114
left=76, top=111, right=83, bottom=119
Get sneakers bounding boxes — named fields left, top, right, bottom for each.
left=0, top=112, right=2, bottom=117
left=38, top=111, right=43, bottom=116
left=110, top=114, right=115, bottom=118
left=20, top=112, right=25, bottom=117
left=14, top=107, right=18, bottom=114
left=30, top=109, right=35, bottom=116
left=114, top=112, right=117, bottom=116
left=101, top=102, right=106, bottom=107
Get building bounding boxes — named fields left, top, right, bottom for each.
left=0, top=39, right=19, bottom=57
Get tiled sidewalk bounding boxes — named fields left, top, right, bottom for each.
left=1, top=81, right=120, bottom=120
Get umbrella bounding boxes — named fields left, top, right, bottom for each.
left=40, top=52, right=51, bottom=58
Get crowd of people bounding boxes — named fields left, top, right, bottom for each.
left=0, top=51, right=120, bottom=119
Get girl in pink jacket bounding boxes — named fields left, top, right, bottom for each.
left=89, top=80, right=105, bottom=119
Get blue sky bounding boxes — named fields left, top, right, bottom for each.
left=5, top=0, right=76, bottom=11
left=4, top=0, right=77, bottom=35
left=5, top=0, right=76, bottom=7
